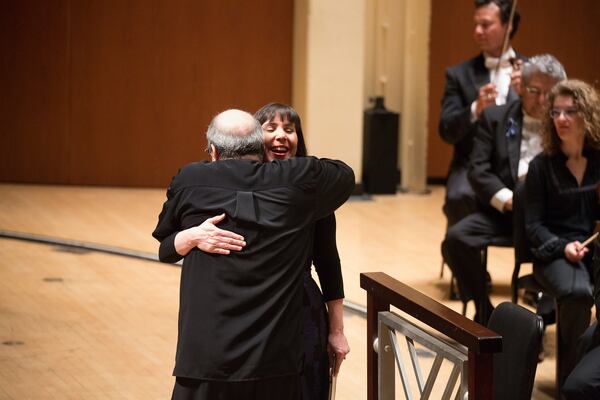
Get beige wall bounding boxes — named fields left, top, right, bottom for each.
left=293, top=0, right=431, bottom=192
left=293, top=0, right=367, bottom=180
left=398, top=1, right=431, bottom=193
left=371, top=0, right=431, bottom=193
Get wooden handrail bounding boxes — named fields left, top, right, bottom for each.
left=360, top=272, right=502, bottom=400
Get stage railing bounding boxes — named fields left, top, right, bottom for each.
left=360, top=272, right=502, bottom=400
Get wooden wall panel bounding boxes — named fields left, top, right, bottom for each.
left=1, top=0, right=293, bottom=187
left=428, top=0, right=600, bottom=179
left=0, top=1, right=70, bottom=183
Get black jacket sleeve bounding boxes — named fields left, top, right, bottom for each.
left=158, top=231, right=183, bottom=264
left=469, top=107, right=510, bottom=205
left=439, top=68, right=476, bottom=145
left=312, top=214, right=344, bottom=301
left=524, top=156, right=568, bottom=261
left=152, top=171, right=185, bottom=263
left=313, top=158, right=355, bottom=221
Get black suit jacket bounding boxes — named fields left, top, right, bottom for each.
left=439, top=53, right=524, bottom=170
left=153, top=157, right=354, bottom=381
left=469, top=100, right=523, bottom=207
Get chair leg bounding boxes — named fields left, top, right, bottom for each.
left=481, top=247, right=490, bottom=295
left=439, top=258, right=445, bottom=278
left=511, top=261, right=521, bottom=303
left=449, top=273, right=460, bottom=300
left=461, top=301, right=467, bottom=316
left=476, top=246, right=493, bottom=325
left=555, top=302, right=563, bottom=400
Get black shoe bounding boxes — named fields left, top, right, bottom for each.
left=536, top=294, right=556, bottom=326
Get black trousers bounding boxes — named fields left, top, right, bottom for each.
left=443, top=166, right=478, bottom=227
left=563, top=324, right=600, bottom=400
left=172, top=375, right=302, bottom=400
left=441, top=209, right=512, bottom=308
left=534, top=257, right=593, bottom=388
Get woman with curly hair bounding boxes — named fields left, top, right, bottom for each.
left=525, top=79, right=600, bottom=389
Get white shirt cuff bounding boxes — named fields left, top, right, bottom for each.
left=490, top=188, right=513, bottom=212
left=470, top=101, right=478, bottom=123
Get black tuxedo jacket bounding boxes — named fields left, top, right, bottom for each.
left=469, top=100, right=523, bottom=206
left=439, top=52, right=525, bottom=170
left=153, top=157, right=354, bottom=381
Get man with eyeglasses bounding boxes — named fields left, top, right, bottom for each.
left=442, top=54, right=566, bottom=325
left=439, top=0, right=526, bottom=228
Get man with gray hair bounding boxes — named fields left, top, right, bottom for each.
left=442, top=54, right=566, bottom=325
left=205, top=109, right=265, bottom=160
left=153, top=109, right=355, bottom=399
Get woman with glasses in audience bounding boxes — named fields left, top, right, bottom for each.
left=525, top=79, right=600, bottom=389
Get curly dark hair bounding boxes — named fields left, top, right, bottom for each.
left=542, top=79, right=600, bottom=155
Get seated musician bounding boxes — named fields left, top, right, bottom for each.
left=524, top=79, right=600, bottom=389
left=563, top=235, right=600, bottom=400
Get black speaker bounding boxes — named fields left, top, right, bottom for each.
left=362, top=97, right=400, bottom=194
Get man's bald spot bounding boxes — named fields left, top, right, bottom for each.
left=213, top=109, right=258, bottom=137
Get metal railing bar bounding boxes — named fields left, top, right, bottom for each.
left=442, top=363, right=461, bottom=400
left=421, top=354, right=444, bottom=400
left=379, top=312, right=467, bottom=364
left=459, top=361, right=468, bottom=400
left=454, top=388, right=461, bottom=400
left=388, top=327, right=414, bottom=400
left=406, top=337, right=425, bottom=394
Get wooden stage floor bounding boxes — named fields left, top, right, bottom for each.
left=0, top=184, right=556, bottom=399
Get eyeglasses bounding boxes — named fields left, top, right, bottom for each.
left=549, top=108, right=579, bottom=119
left=525, top=86, right=550, bottom=97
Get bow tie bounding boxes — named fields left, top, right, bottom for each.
left=485, top=56, right=512, bottom=70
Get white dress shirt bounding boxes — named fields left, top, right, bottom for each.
left=470, top=48, right=516, bottom=121
left=490, top=111, right=543, bottom=212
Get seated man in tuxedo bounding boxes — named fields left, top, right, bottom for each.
left=439, top=0, right=525, bottom=227
left=441, top=54, right=566, bottom=325
left=152, top=109, right=355, bottom=400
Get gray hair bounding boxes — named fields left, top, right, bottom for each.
left=206, top=110, right=264, bottom=159
left=522, top=54, right=567, bottom=85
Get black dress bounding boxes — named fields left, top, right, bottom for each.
left=302, top=213, right=344, bottom=400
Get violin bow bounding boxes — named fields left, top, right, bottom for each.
left=494, top=0, right=519, bottom=77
